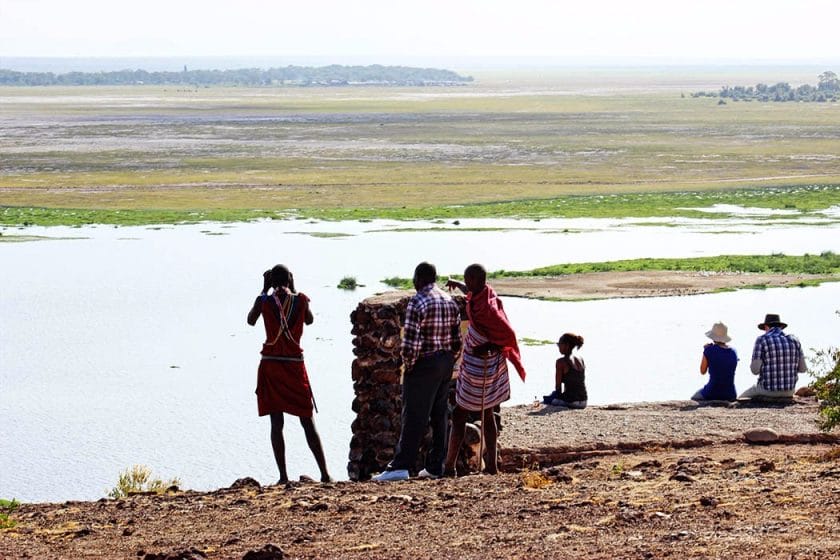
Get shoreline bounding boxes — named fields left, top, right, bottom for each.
left=2, top=398, right=838, bottom=559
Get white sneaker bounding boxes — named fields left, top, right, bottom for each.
left=371, top=469, right=409, bottom=482
left=417, top=468, right=440, bottom=480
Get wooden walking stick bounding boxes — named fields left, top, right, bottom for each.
left=478, top=354, right=489, bottom=473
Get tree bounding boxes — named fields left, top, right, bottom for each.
left=818, top=71, right=840, bottom=92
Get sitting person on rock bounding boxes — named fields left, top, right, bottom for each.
left=543, top=333, right=587, bottom=409
left=739, top=313, right=807, bottom=400
left=691, top=322, right=738, bottom=402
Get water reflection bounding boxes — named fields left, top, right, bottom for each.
left=1, top=217, right=838, bottom=502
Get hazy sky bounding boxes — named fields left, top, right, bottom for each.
left=1, top=0, right=839, bottom=63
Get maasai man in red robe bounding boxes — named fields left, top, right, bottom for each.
left=247, top=265, right=331, bottom=483
left=444, top=263, right=526, bottom=475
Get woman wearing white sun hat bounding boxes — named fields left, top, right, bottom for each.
left=691, top=322, right=738, bottom=402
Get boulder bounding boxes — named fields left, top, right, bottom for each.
left=229, top=477, right=261, bottom=490
left=744, top=428, right=780, bottom=444
left=241, top=544, right=285, bottom=560
left=795, top=386, right=816, bottom=398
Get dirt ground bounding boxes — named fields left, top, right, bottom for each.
left=3, top=400, right=838, bottom=560
left=490, top=270, right=839, bottom=300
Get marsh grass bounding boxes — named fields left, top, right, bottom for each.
left=520, top=337, right=555, bottom=346
left=108, top=465, right=180, bottom=499
left=382, top=253, right=840, bottom=288
left=382, top=277, right=412, bottom=289
left=3, top=184, right=840, bottom=226
left=492, top=252, right=840, bottom=277
left=337, top=276, right=361, bottom=290
left=291, top=231, right=353, bottom=238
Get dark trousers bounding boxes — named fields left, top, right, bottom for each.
left=389, top=351, right=454, bottom=475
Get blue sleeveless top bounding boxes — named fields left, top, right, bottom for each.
left=701, top=344, right=738, bottom=401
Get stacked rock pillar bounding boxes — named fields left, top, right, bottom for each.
left=347, top=291, right=466, bottom=481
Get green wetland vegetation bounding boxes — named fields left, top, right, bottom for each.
left=382, top=252, right=840, bottom=290
left=2, top=184, right=840, bottom=226
left=2, top=69, right=840, bottom=226
left=492, top=251, right=840, bottom=277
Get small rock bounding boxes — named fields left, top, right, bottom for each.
left=543, top=466, right=573, bottom=483
left=386, top=494, right=415, bottom=502
left=700, top=496, right=719, bottom=507
left=299, top=475, right=316, bottom=483
left=744, top=428, right=780, bottom=444
left=229, top=477, right=261, bottom=490
left=622, top=470, right=644, bottom=480
left=795, top=386, right=816, bottom=397
left=618, top=507, right=644, bottom=522
left=677, top=456, right=710, bottom=465
left=241, top=544, right=285, bottom=560
left=72, top=527, right=92, bottom=539
left=307, top=502, right=329, bottom=512
left=143, top=549, right=207, bottom=560
left=652, top=511, right=671, bottom=520
left=758, top=461, right=776, bottom=473
left=669, top=471, right=696, bottom=483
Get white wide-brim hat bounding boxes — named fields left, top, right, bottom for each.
left=705, top=322, right=731, bottom=343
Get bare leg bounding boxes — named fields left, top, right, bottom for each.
left=300, top=417, right=332, bottom=482
left=270, top=413, right=288, bottom=483
left=444, top=406, right=469, bottom=475
left=482, top=408, right=499, bottom=475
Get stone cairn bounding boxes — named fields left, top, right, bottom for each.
left=347, top=290, right=468, bottom=481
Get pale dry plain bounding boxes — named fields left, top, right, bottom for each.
left=2, top=68, right=840, bottom=224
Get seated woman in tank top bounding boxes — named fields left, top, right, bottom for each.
left=543, top=332, right=588, bottom=409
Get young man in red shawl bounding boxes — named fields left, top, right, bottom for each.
left=443, top=263, right=526, bottom=475
left=247, top=265, right=331, bottom=484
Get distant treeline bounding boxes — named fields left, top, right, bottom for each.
left=692, top=71, right=840, bottom=102
left=0, top=64, right=473, bottom=87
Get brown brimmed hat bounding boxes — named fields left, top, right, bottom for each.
left=758, top=313, right=787, bottom=330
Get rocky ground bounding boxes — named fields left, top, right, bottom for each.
left=490, top=270, right=840, bottom=300
left=3, top=400, right=838, bottom=559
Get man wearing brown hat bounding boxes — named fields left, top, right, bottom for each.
left=739, top=313, right=807, bottom=400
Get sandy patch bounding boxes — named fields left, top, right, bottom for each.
left=491, top=270, right=840, bottom=300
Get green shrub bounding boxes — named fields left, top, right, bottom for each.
left=0, top=498, right=19, bottom=529
left=381, top=277, right=413, bottom=289
left=108, top=465, right=180, bottom=499
left=812, top=346, right=840, bottom=432
left=337, top=276, right=360, bottom=290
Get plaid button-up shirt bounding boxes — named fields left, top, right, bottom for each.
left=401, top=283, right=461, bottom=372
left=751, top=327, right=803, bottom=391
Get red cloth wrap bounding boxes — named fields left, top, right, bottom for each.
left=467, top=285, right=526, bottom=381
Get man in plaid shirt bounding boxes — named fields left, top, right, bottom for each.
left=373, top=262, right=461, bottom=481
left=740, top=313, right=807, bottom=400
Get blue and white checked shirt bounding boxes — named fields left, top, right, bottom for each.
left=751, top=327, right=805, bottom=391
left=401, top=283, right=461, bottom=372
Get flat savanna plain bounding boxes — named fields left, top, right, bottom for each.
left=2, top=69, right=840, bottom=224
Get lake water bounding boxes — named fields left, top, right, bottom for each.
left=2, top=215, right=839, bottom=502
